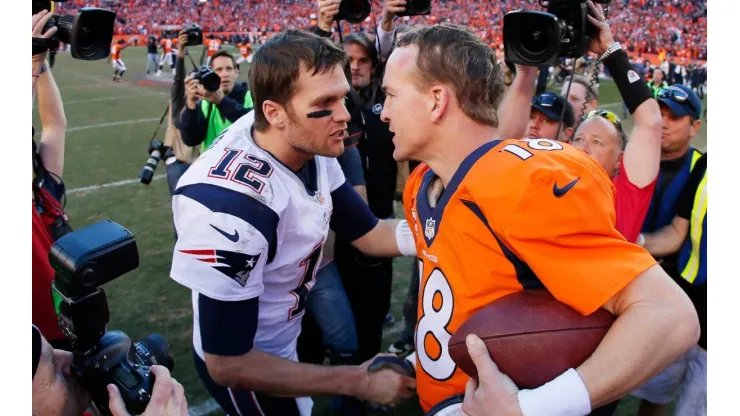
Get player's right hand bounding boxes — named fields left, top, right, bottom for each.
left=318, top=0, right=341, bottom=29
left=108, top=366, right=188, bottom=416
left=358, top=353, right=416, bottom=406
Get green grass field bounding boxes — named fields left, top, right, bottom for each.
left=34, top=46, right=706, bottom=415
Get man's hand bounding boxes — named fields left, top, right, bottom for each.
left=108, top=365, right=188, bottom=416
left=318, top=0, right=341, bottom=32
left=178, top=30, right=188, bottom=57
left=53, top=349, right=92, bottom=416
left=33, top=10, right=57, bottom=71
left=198, top=85, right=225, bottom=106
left=383, top=0, right=407, bottom=23
left=185, top=74, right=201, bottom=110
left=356, top=353, right=416, bottom=406
left=462, top=335, right=523, bottom=416
left=585, top=0, right=616, bottom=56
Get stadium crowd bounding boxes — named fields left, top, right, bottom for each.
left=58, top=0, right=706, bottom=60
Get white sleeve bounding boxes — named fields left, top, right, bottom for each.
left=376, top=21, right=396, bottom=61
left=326, top=157, right=347, bottom=192
left=170, top=183, right=280, bottom=301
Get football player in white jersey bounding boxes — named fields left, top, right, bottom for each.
left=170, top=29, right=417, bottom=416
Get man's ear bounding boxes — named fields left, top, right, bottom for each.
left=430, top=86, right=450, bottom=123
left=262, top=100, right=285, bottom=128
left=689, top=118, right=702, bottom=138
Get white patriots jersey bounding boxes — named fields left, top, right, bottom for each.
left=170, top=111, right=346, bottom=362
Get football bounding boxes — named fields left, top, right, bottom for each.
left=448, top=289, right=615, bottom=389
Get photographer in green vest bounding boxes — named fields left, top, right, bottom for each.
left=179, top=50, right=253, bottom=151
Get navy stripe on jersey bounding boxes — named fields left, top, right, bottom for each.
left=461, top=200, right=544, bottom=290
left=330, top=181, right=379, bottom=242
left=199, top=294, right=259, bottom=356
left=175, top=183, right=279, bottom=263
left=416, top=140, right=502, bottom=247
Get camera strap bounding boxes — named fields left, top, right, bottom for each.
left=148, top=104, right=171, bottom=144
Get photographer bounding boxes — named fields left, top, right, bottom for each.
left=32, top=9, right=71, bottom=347
left=313, top=0, right=403, bottom=368
left=32, top=326, right=188, bottom=416
left=179, top=50, right=252, bottom=152
left=162, top=29, right=202, bottom=195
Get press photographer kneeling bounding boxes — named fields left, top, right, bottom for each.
left=179, top=50, right=253, bottom=151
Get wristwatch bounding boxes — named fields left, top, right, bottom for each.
left=598, top=42, right=622, bottom=61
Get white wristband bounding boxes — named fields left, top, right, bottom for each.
left=517, top=368, right=591, bottom=416
left=395, top=220, right=417, bottom=256
left=636, top=233, right=646, bottom=247
left=404, top=351, right=417, bottom=371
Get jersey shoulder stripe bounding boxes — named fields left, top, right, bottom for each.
left=174, top=183, right=279, bottom=262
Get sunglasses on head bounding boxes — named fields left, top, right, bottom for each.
left=585, top=109, right=627, bottom=145
left=658, top=88, right=699, bottom=118
left=534, top=93, right=559, bottom=107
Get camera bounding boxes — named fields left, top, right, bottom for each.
left=32, top=0, right=116, bottom=61
left=140, top=140, right=168, bottom=185
left=335, top=0, right=431, bottom=24
left=503, top=0, right=611, bottom=67
left=192, top=65, right=222, bottom=92
left=50, top=220, right=174, bottom=416
left=184, top=23, right=204, bottom=46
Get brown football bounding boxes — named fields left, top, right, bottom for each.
left=448, top=289, right=615, bottom=389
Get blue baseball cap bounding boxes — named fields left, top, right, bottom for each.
left=657, top=84, right=701, bottom=120
left=531, top=92, right=575, bottom=127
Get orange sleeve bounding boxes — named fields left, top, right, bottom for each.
left=402, top=164, right=428, bottom=241
left=496, top=158, right=657, bottom=315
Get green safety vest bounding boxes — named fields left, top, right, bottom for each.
left=647, top=80, right=669, bottom=98
left=200, top=92, right=253, bottom=151
left=678, top=164, right=707, bottom=285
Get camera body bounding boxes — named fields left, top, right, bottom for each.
left=32, top=1, right=116, bottom=61
left=503, top=0, right=611, bottom=67
left=184, top=23, right=204, bottom=46
left=335, top=0, right=431, bottom=24
left=50, top=220, right=174, bottom=416
left=192, top=65, right=221, bottom=92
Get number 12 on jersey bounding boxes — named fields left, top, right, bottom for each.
left=416, top=260, right=457, bottom=381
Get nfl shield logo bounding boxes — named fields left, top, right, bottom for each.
left=425, top=218, right=436, bottom=239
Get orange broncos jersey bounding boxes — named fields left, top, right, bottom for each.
left=110, top=44, right=122, bottom=60
left=207, top=39, right=223, bottom=56
left=161, top=38, right=173, bottom=54
left=403, top=138, right=657, bottom=412
left=239, top=43, right=251, bottom=57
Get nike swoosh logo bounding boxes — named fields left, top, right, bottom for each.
left=552, top=177, right=581, bottom=198
left=210, top=224, right=240, bottom=242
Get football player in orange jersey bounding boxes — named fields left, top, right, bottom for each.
left=107, top=39, right=129, bottom=82
left=205, top=34, right=223, bottom=66
left=157, top=35, right=176, bottom=76
left=237, top=41, right=251, bottom=65
left=379, top=22, right=699, bottom=416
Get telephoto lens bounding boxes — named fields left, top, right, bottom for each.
left=140, top=141, right=164, bottom=184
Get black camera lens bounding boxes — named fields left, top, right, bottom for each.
left=336, top=0, right=371, bottom=24
left=134, top=334, right=174, bottom=370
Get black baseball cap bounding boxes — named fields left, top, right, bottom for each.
left=531, top=92, right=575, bottom=127
left=657, top=84, right=701, bottom=120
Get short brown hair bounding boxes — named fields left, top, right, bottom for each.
left=210, top=50, right=237, bottom=68
left=248, top=29, right=349, bottom=132
left=395, top=24, right=505, bottom=127
left=563, top=74, right=599, bottom=100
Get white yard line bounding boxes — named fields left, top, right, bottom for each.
left=66, top=117, right=161, bottom=132
left=188, top=399, right=221, bottom=416
left=67, top=174, right=166, bottom=194
left=34, top=92, right=167, bottom=108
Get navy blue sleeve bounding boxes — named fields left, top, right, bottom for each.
left=199, top=294, right=259, bottom=356
left=336, top=146, right=366, bottom=187
left=217, top=96, right=250, bottom=123
left=179, top=105, right=208, bottom=147
left=330, top=181, right=379, bottom=242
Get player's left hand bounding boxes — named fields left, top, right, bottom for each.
left=462, top=334, right=523, bottom=416
left=197, top=86, right=225, bottom=106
